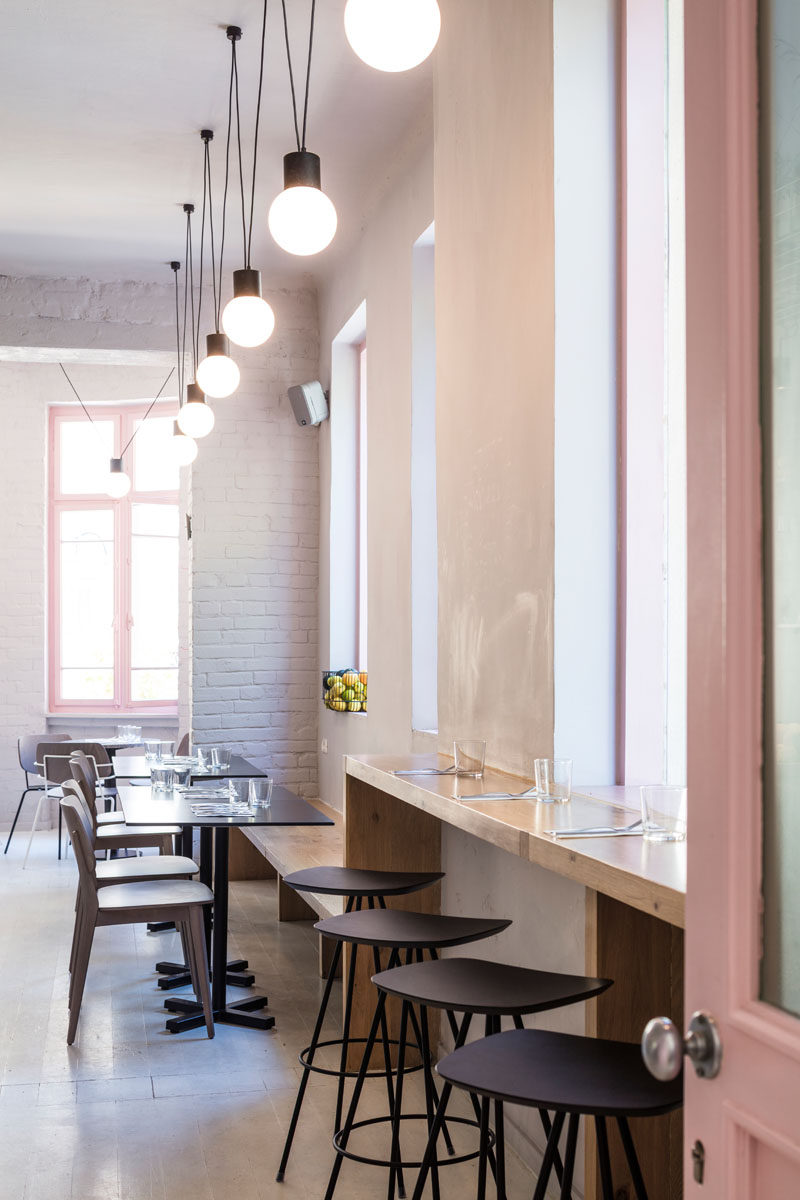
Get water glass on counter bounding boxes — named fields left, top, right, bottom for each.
left=534, top=758, right=573, bottom=803
left=453, top=739, right=486, bottom=778
left=248, top=777, right=273, bottom=809
left=640, top=785, right=687, bottom=842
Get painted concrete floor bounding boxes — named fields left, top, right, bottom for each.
left=0, top=832, right=539, bottom=1200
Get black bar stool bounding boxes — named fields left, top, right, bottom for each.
left=319, top=908, right=512, bottom=1200
left=372, top=956, right=613, bottom=1200
left=276, top=866, right=444, bottom=1183
left=412, top=1027, right=683, bottom=1200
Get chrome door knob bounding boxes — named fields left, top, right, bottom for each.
left=641, top=1011, right=722, bottom=1081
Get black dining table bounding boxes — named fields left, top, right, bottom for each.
left=118, top=783, right=334, bottom=1033
left=112, top=752, right=263, bottom=780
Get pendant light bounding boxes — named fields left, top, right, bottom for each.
left=169, top=260, right=199, bottom=466
left=269, top=0, right=337, bottom=257
left=221, top=13, right=276, bottom=348
left=195, top=129, right=241, bottom=398
left=107, top=457, right=132, bottom=498
left=176, top=204, right=215, bottom=438
left=344, top=0, right=441, bottom=72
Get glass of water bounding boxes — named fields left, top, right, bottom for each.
left=150, top=766, right=175, bottom=791
left=248, top=778, right=274, bottom=809
left=534, top=758, right=573, bottom=803
left=212, top=747, right=232, bottom=772
left=196, top=746, right=214, bottom=771
left=453, top=739, right=486, bottom=778
left=144, top=739, right=162, bottom=765
left=228, top=779, right=250, bottom=809
left=640, top=785, right=687, bottom=842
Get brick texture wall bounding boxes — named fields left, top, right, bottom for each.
left=190, top=287, right=320, bottom=798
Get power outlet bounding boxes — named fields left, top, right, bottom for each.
left=321, top=739, right=328, bottom=754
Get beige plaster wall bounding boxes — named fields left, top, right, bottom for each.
left=435, top=0, right=556, bottom=775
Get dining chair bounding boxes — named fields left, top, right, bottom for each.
left=60, top=796, right=214, bottom=1044
left=5, top=732, right=72, bottom=855
left=61, top=777, right=180, bottom=856
left=22, top=740, right=116, bottom=867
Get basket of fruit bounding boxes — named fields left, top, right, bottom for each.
left=322, top=669, right=368, bottom=713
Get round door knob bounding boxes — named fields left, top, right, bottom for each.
left=641, top=1011, right=722, bottom=1081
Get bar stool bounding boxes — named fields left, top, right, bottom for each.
left=411, top=1027, right=683, bottom=1200
left=318, top=907, right=512, bottom=1200
left=371, top=956, right=613, bottom=1200
left=276, top=866, right=444, bottom=1183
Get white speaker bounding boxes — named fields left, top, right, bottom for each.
left=287, top=380, right=329, bottom=427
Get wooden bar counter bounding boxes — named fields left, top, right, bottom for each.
left=344, top=753, right=686, bottom=1200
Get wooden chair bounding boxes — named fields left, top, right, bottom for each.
left=22, top=740, right=116, bottom=866
left=69, top=750, right=126, bottom=823
left=60, top=796, right=214, bottom=1044
left=62, top=778, right=179, bottom=856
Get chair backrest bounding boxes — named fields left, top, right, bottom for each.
left=177, top=733, right=190, bottom=756
left=60, top=791, right=97, bottom=887
left=18, top=732, right=71, bottom=775
left=36, top=741, right=112, bottom=786
left=66, top=769, right=99, bottom=835
left=70, top=750, right=99, bottom=790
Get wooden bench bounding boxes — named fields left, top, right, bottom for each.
left=227, top=798, right=343, bottom=974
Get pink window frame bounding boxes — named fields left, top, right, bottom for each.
left=355, top=341, right=368, bottom=670
left=48, top=403, right=179, bottom=715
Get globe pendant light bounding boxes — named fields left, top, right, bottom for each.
left=107, top=457, right=131, bottom=498
left=223, top=269, right=275, bottom=347
left=177, top=382, right=215, bottom=438
left=270, top=0, right=337, bottom=258
left=171, top=420, right=199, bottom=466
left=220, top=14, right=276, bottom=348
left=269, top=150, right=337, bottom=257
left=195, top=128, right=241, bottom=398
left=344, top=0, right=441, bottom=72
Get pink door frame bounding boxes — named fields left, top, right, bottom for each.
left=685, top=0, right=800, bottom=1194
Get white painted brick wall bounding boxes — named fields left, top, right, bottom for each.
left=190, top=287, right=320, bottom=798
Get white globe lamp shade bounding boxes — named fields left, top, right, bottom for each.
left=344, top=0, right=441, bottom=72
left=106, top=458, right=131, bottom=499
left=196, top=332, right=240, bottom=399
left=171, top=423, right=199, bottom=467
left=268, top=152, right=337, bottom=258
left=177, top=385, right=215, bottom=438
left=222, top=269, right=276, bottom=348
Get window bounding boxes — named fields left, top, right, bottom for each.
left=329, top=302, right=368, bottom=671
left=411, top=223, right=438, bottom=732
left=49, top=404, right=180, bottom=712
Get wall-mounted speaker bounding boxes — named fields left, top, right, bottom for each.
left=287, top=380, right=329, bottom=427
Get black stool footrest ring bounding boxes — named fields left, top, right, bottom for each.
left=332, top=1112, right=492, bottom=1170
left=299, top=1037, right=425, bottom=1080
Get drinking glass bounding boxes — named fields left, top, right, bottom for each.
left=144, top=739, right=162, bottom=765
left=640, top=785, right=687, bottom=842
left=249, top=777, right=274, bottom=809
left=127, top=725, right=142, bottom=742
left=534, top=759, right=573, bottom=802
left=212, top=747, right=232, bottom=772
left=228, top=779, right=250, bottom=808
left=453, top=739, right=486, bottom=778
left=196, top=746, right=215, bottom=771
left=150, top=766, right=175, bottom=791
left=172, top=765, right=191, bottom=787
left=117, top=724, right=132, bottom=740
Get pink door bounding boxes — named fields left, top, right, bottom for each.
left=643, top=0, right=800, bottom=1193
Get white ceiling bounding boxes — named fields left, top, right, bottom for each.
left=0, top=1, right=432, bottom=285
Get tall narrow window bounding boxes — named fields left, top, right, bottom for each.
left=330, top=302, right=368, bottom=671
left=49, top=405, right=180, bottom=713
left=411, top=224, right=438, bottom=732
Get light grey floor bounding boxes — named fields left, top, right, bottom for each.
left=0, top=831, right=538, bottom=1200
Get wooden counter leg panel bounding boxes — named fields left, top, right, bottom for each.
left=344, top=776, right=442, bottom=1066
left=586, top=890, right=684, bottom=1200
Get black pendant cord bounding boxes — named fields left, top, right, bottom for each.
left=182, top=215, right=191, bottom=389
left=217, top=39, right=236, bottom=332
left=204, top=137, right=219, bottom=334
left=172, top=262, right=183, bottom=403
left=196, top=137, right=209, bottom=363
left=232, top=41, right=248, bottom=266
left=281, top=0, right=317, bottom=153
left=247, top=0, right=268, bottom=269
left=57, top=363, right=105, bottom=447
left=187, top=210, right=197, bottom=379
left=118, top=367, right=176, bottom=460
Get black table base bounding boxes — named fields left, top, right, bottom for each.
left=155, top=957, right=255, bottom=991
left=164, top=992, right=275, bottom=1033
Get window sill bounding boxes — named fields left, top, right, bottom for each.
left=46, top=712, right=179, bottom=722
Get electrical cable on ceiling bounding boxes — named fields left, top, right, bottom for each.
left=280, top=0, right=317, bottom=152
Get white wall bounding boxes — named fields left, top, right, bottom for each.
left=190, top=287, right=321, bottom=797
left=553, top=0, right=618, bottom=784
